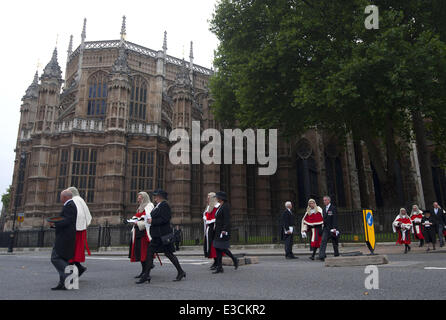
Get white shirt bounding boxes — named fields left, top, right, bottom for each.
left=326, top=203, right=331, bottom=211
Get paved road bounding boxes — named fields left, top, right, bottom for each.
left=0, top=251, right=445, bottom=300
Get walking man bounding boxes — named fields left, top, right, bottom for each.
left=432, top=202, right=446, bottom=247
left=50, top=189, right=77, bottom=290
left=282, top=201, right=296, bottom=259
left=318, top=196, right=339, bottom=261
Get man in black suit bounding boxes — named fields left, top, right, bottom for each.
left=432, top=202, right=446, bottom=247
left=212, top=191, right=238, bottom=274
left=282, top=201, right=296, bottom=259
left=50, top=189, right=77, bottom=290
left=137, top=189, right=186, bottom=284
left=318, top=196, right=339, bottom=261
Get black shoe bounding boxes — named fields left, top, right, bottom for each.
left=134, top=272, right=144, bottom=279
left=173, top=272, right=186, bottom=282
left=78, top=266, right=87, bottom=277
left=210, top=263, right=217, bottom=270
left=309, top=256, right=315, bottom=260
left=51, top=283, right=66, bottom=291
left=212, top=268, right=224, bottom=274
left=286, top=255, right=297, bottom=259
left=318, top=257, right=325, bottom=261
left=234, top=258, right=239, bottom=270
left=136, top=276, right=151, bottom=284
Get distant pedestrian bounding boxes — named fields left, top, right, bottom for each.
left=431, top=202, right=446, bottom=247
left=318, top=196, right=340, bottom=261
left=422, top=210, right=436, bottom=251
left=67, top=187, right=92, bottom=277
left=301, top=199, right=324, bottom=260
left=174, top=225, right=183, bottom=251
left=392, top=208, right=412, bottom=253
left=281, top=201, right=296, bottom=259
left=49, top=189, right=77, bottom=290
left=410, top=204, right=424, bottom=247
left=212, top=191, right=238, bottom=274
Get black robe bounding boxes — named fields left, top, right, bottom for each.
left=54, top=200, right=77, bottom=260
left=422, top=216, right=437, bottom=243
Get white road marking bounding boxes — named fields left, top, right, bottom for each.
left=424, top=267, right=446, bottom=270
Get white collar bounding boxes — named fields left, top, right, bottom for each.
left=215, top=203, right=220, bottom=208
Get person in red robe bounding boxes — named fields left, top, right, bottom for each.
left=301, top=199, right=324, bottom=260
left=128, top=192, right=157, bottom=279
left=410, top=205, right=424, bottom=247
left=392, top=208, right=412, bottom=253
left=67, top=187, right=92, bottom=277
left=203, top=192, right=221, bottom=270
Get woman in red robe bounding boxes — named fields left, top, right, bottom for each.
left=301, top=199, right=324, bottom=260
left=203, top=192, right=221, bottom=270
left=410, top=205, right=424, bottom=247
left=392, top=208, right=412, bottom=253
left=128, top=192, right=155, bottom=278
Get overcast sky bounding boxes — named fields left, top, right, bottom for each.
left=0, top=0, right=219, bottom=211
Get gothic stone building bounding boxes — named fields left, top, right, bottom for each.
left=5, top=18, right=446, bottom=230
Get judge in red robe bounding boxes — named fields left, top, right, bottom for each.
left=128, top=192, right=156, bottom=278
left=392, top=208, right=412, bottom=253
left=410, top=205, right=424, bottom=247
left=203, top=192, right=221, bottom=270
left=301, top=199, right=324, bottom=260
left=67, top=187, right=92, bottom=277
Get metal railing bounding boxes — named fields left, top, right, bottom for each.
left=0, top=209, right=400, bottom=249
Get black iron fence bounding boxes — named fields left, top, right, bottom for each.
left=0, top=209, right=400, bottom=249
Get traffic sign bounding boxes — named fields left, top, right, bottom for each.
left=363, top=209, right=375, bottom=254
left=17, top=212, right=24, bottom=223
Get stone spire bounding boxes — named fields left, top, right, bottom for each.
left=120, top=15, right=126, bottom=42
left=67, top=35, right=73, bottom=59
left=81, top=18, right=87, bottom=42
left=23, top=71, right=39, bottom=99
left=189, top=41, right=194, bottom=61
left=163, top=31, right=167, bottom=54
left=41, top=47, right=62, bottom=80
left=75, top=18, right=87, bottom=83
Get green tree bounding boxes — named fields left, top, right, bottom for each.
left=1, top=186, right=11, bottom=213
left=210, top=0, right=446, bottom=207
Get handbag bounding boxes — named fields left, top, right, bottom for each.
left=161, top=232, right=175, bottom=245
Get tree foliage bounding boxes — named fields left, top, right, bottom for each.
left=210, top=0, right=446, bottom=205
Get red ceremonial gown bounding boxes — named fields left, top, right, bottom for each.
left=395, top=216, right=412, bottom=245
left=303, top=212, right=324, bottom=248
left=130, top=210, right=150, bottom=262
left=69, top=230, right=91, bottom=263
left=204, top=207, right=218, bottom=259
left=410, top=214, right=424, bottom=240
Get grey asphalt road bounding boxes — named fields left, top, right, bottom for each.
left=0, top=251, right=445, bottom=300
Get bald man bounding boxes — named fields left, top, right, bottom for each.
left=50, top=189, right=77, bottom=290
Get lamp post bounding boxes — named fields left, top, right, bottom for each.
left=7, top=152, right=26, bottom=253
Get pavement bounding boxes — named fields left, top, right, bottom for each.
left=2, top=241, right=446, bottom=257
left=0, top=241, right=445, bottom=300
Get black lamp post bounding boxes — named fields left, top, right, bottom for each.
left=7, top=152, right=26, bottom=253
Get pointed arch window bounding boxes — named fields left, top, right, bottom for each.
left=87, top=72, right=108, bottom=116
left=130, top=76, right=148, bottom=121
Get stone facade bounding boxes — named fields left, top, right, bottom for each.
left=5, top=18, right=442, bottom=231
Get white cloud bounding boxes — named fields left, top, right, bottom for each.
left=0, top=0, right=219, bottom=210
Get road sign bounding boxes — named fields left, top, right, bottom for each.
left=17, top=213, right=24, bottom=223
left=363, top=209, right=375, bottom=254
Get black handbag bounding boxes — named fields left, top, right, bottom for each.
left=161, top=232, right=175, bottom=245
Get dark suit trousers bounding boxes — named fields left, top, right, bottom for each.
left=318, top=228, right=339, bottom=259
left=284, top=233, right=294, bottom=257
left=51, top=247, right=69, bottom=283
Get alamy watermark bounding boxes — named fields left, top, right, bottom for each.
left=169, top=121, right=277, bottom=176
left=64, top=265, right=79, bottom=290
left=364, top=265, right=379, bottom=290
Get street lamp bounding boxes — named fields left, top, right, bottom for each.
left=8, top=152, right=26, bottom=253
